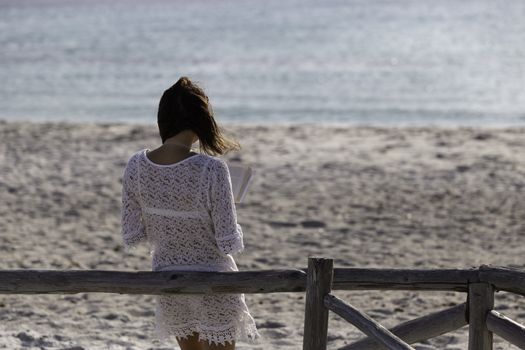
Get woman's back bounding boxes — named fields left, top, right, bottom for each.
left=122, top=149, right=244, bottom=272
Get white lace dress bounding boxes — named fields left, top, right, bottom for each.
left=120, top=149, right=260, bottom=346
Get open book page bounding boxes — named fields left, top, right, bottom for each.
left=227, top=164, right=254, bottom=203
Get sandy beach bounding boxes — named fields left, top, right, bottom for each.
left=1, top=120, right=525, bottom=349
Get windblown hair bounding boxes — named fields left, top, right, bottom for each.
left=157, top=77, right=240, bottom=156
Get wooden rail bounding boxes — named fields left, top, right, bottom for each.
left=341, top=303, right=467, bottom=350
left=2, top=265, right=525, bottom=295
left=324, top=294, right=414, bottom=350
left=487, top=310, right=525, bottom=348
left=0, top=269, right=307, bottom=295
left=1, top=259, right=525, bottom=349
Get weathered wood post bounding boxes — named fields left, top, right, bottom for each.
left=303, top=257, right=334, bottom=350
left=468, top=282, right=494, bottom=350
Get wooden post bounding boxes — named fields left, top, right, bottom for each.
left=468, top=282, right=494, bottom=350
left=303, top=257, right=334, bottom=350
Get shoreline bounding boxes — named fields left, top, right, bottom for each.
left=3, top=118, right=525, bottom=130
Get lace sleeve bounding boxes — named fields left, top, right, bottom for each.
left=209, top=159, right=244, bottom=255
left=121, top=155, right=147, bottom=251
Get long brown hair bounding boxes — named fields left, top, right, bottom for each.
left=157, top=77, right=240, bottom=156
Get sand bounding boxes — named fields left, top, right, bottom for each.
left=1, top=120, right=525, bottom=349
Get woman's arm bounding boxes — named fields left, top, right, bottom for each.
left=121, top=156, right=147, bottom=251
left=209, top=159, right=245, bottom=255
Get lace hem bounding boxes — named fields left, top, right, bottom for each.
left=154, top=310, right=261, bottom=346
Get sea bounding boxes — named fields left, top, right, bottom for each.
left=0, top=0, right=524, bottom=126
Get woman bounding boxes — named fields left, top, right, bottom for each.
left=120, top=77, right=260, bottom=350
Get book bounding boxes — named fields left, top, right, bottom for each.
left=227, top=164, right=254, bottom=203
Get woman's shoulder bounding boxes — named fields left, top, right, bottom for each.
left=198, top=154, right=228, bottom=170
left=123, top=149, right=147, bottom=170
left=131, top=148, right=147, bottom=158
left=127, top=149, right=147, bottom=162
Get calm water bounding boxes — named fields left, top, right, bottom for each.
left=1, top=0, right=524, bottom=125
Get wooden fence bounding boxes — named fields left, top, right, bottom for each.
left=303, top=258, right=525, bottom=350
left=1, top=257, right=525, bottom=349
